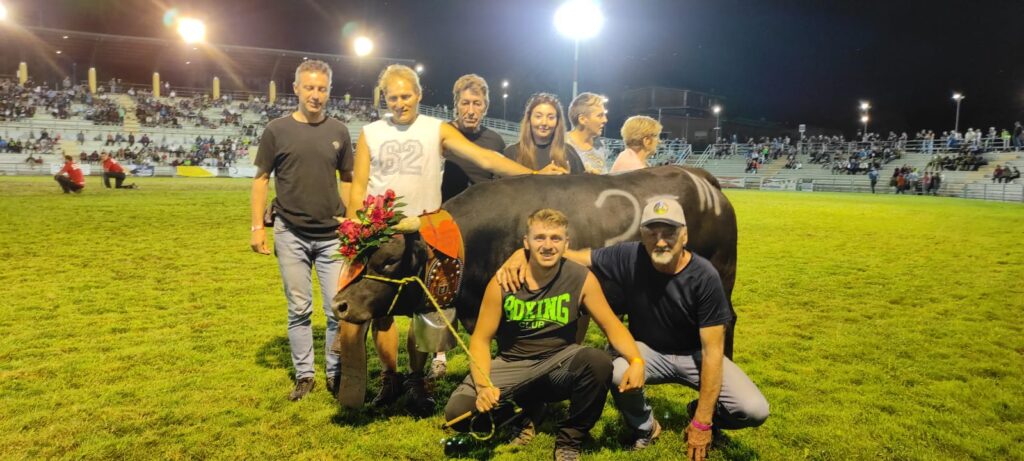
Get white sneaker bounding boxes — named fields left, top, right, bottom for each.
left=428, top=359, right=447, bottom=380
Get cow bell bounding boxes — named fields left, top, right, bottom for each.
left=412, top=308, right=457, bottom=353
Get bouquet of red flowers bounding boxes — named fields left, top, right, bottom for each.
left=336, top=189, right=406, bottom=263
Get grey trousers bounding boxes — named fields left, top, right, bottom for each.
left=444, top=345, right=613, bottom=448
left=273, top=218, right=343, bottom=380
left=611, top=341, right=769, bottom=431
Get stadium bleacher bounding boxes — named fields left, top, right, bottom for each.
left=2, top=78, right=1020, bottom=202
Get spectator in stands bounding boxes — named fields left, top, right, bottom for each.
left=929, top=171, right=942, bottom=195
left=440, top=74, right=506, bottom=202
left=567, top=92, right=611, bottom=174
left=54, top=154, right=85, bottom=194
left=611, top=115, right=662, bottom=173
left=100, top=152, right=136, bottom=189
left=505, top=93, right=584, bottom=175
left=1014, top=122, right=1023, bottom=150
left=1001, top=129, right=1011, bottom=148
left=993, top=165, right=1004, bottom=183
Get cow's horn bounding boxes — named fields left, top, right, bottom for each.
left=392, top=216, right=421, bottom=233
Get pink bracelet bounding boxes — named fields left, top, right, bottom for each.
left=690, top=419, right=712, bottom=431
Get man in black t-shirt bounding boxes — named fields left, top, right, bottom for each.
left=498, top=198, right=768, bottom=460
left=250, top=60, right=354, bottom=401
left=420, top=74, right=509, bottom=383
left=440, top=74, right=507, bottom=202
left=445, top=209, right=645, bottom=461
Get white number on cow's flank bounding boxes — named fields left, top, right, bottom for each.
left=683, top=170, right=722, bottom=216
left=594, top=189, right=640, bottom=247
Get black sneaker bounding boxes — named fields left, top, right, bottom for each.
left=628, top=418, right=661, bottom=451
left=288, top=377, right=315, bottom=401
left=553, top=445, right=581, bottom=461
left=371, top=370, right=405, bottom=407
left=404, top=372, right=436, bottom=417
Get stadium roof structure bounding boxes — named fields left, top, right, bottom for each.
left=1, top=26, right=413, bottom=94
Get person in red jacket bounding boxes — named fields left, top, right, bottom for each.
left=54, top=155, right=85, bottom=194
left=100, top=152, right=136, bottom=189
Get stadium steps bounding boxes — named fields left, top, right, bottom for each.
left=59, top=140, right=79, bottom=157
left=118, top=95, right=140, bottom=134
left=758, top=158, right=789, bottom=177
left=976, top=152, right=1022, bottom=181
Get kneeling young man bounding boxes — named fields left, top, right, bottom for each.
left=444, top=209, right=645, bottom=461
left=499, top=198, right=769, bottom=461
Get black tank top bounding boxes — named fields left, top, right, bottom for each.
left=497, top=259, right=588, bottom=361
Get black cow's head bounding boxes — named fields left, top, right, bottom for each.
left=332, top=219, right=429, bottom=324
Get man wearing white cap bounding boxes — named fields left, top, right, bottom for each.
left=498, top=196, right=768, bottom=460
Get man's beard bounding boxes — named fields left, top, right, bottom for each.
left=650, top=250, right=674, bottom=265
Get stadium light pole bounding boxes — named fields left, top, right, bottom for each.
left=353, top=36, right=373, bottom=57
left=414, top=63, right=424, bottom=74
left=554, top=0, right=604, bottom=100
left=712, top=105, right=722, bottom=142
left=859, top=101, right=871, bottom=138
left=952, top=92, right=964, bottom=134
left=502, top=93, right=508, bottom=121
left=176, top=17, right=206, bottom=44
left=502, top=80, right=510, bottom=121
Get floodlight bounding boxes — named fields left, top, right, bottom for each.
left=354, top=36, right=373, bottom=57
left=177, top=18, right=206, bottom=44
left=502, top=80, right=509, bottom=88
left=859, top=101, right=870, bottom=111
left=712, top=105, right=722, bottom=115
left=415, top=63, right=424, bottom=73
left=860, top=115, right=869, bottom=123
left=952, top=92, right=963, bottom=101
left=554, top=0, right=604, bottom=39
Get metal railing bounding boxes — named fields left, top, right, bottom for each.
left=793, top=138, right=1020, bottom=157
left=960, top=182, right=1023, bottom=202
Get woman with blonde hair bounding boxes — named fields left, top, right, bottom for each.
left=504, top=93, right=585, bottom=174
left=610, top=115, right=662, bottom=173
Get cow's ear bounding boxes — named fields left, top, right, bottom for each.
left=409, top=238, right=428, bottom=270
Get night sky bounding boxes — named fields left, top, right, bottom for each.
left=11, top=0, right=1024, bottom=135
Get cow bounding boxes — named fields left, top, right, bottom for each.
left=331, top=165, right=738, bottom=408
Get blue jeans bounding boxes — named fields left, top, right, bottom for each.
left=273, top=218, right=343, bottom=380
left=611, top=341, right=769, bottom=431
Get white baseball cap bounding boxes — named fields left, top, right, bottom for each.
left=641, top=197, right=686, bottom=227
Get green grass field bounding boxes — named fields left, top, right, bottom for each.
left=1, top=176, right=1022, bottom=460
